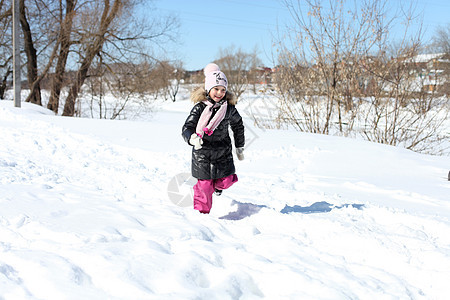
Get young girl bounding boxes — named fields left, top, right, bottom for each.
left=182, top=63, right=245, bottom=214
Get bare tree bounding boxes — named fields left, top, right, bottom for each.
left=10, top=0, right=69, bottom=106
left=47, top=0, right=76, bottom=113
left=62, top=0, right=123, bottom=116
left=272, top=0, right=448, bottom=154
left=62, top=0, right=179, bottom=116
left=430, top=26, right=450, bottom=97
left=19, top=0, right=42, bottom=105
left=358, top=47, right=448, bottom=153
left=276, top=0, right=395, bottom=134
left=432, top=25, right=450, bottom=54
left=83, top=59, right=157, bottom=119
left=0, top=65, right=11, bottom=99
left=156, top=60, right=184, bottom=102
left=0, top=0, right=12, bottom=99
left=106, top=61, right=156, bottom=119
left=214, top=45, right=262, bottom=100
left=147, top=60, right=171, bottom=100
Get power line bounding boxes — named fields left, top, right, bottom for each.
left=178, top=17, right=274, bottom=32
left=221, top=0, right=288, bottom=11
left=158, top=7, right=279, bottom=29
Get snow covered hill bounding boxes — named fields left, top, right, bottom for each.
left=1, top=99, right=450, bottom=299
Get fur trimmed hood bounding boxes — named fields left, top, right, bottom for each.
left=190, top=86, right=237, bottom=105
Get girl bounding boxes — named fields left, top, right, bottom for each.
left=182, top=63, right=245, bottom=214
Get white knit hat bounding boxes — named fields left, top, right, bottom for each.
left=204, top=63, right=228, bottom=93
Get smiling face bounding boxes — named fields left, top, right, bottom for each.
left=208, top=86, right=226, bottom=102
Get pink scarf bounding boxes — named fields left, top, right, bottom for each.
left=196, top=100, right=227, bottom=138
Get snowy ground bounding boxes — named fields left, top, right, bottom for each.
left=1, top=96, right=450, bottom=299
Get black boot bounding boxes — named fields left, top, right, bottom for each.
left=214, top=189, right=222, bottom=196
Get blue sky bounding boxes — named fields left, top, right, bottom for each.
left=152, top=0, right=449, bottom=70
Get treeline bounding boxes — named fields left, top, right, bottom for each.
left=267, top=0, right=449, bottom=154
left=0, top=0, right=178, bottom=116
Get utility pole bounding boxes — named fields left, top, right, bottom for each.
left=12, top=0, right=21, bottom=108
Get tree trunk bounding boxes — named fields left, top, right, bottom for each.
left=19, top=0, right=41, bottom=105
left=62, top=0, right=122, bottom=116
left=48, top=0, right=75, bottom=114
left=0, top=66, right=12, bottom=99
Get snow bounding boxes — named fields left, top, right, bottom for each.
left=409, top=53, right=446, bottom=63
left=1, top=94, right=450, bottom=299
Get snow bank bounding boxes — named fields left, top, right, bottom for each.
left=1, top=99, right=450, bottom=299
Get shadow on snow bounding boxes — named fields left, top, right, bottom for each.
left=219, top=200, right=364, bottom=221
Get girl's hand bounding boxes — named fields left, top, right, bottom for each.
left=190, top=133, right=203, bottom=150
left=236, top=147, right=244, bottom=160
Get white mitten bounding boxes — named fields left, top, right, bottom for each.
left=189, top=133, right=203, bottom=150
left=236, top=147, right=244, bottom=160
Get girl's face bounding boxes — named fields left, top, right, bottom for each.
left=209, top=86, right=226, bottom=102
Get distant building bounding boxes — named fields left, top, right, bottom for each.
left=406, top=53, right=450, bottom=94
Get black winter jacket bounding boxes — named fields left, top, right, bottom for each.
left=182, top=89, right=245, bottom=180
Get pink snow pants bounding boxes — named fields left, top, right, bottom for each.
left=193, top=174, right=238, bottom=214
